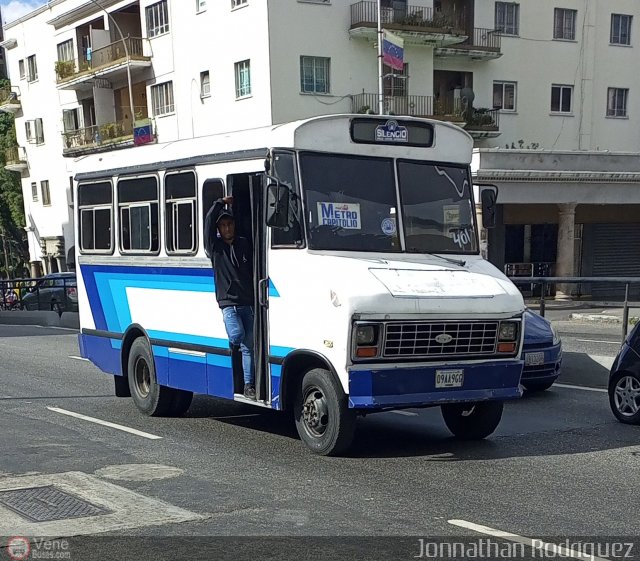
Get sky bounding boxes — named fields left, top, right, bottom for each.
left=1, top=0, right=47, bottom=25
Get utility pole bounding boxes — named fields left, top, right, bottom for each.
left=377, top=0, right=384, bottom=115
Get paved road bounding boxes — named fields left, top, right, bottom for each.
left=0, top=324, right=639, bottom=560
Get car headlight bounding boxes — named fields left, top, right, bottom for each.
left=551, top=324, right=560, bottom=346
left=498, top=321, right=518, bottom=341
left=355, top=325, right=377, bottom=346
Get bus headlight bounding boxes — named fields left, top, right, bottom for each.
left=498, top=321, right=518, bottom=342
left=356, top=325, right=377, bottom=346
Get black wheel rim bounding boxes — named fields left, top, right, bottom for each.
left=133, top=356, right=151, bottom=398
left=302, top=385, right=329, bottom=438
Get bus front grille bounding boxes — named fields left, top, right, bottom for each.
left=383, top=321, right=499, bottom=358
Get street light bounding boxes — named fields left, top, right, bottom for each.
left=87, top=0, right=136, bottom=134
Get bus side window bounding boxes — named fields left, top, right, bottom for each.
left=118, top=176, right=160, bottom=254
left=165, top=171, right=197, bottom=255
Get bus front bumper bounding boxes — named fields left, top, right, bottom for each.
left=348, top=360, right=523, bottom=409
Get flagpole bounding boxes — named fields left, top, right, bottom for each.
left=377, top=0, right=384, bottom=115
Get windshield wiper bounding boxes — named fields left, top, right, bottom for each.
left=408, top=248, right=466, bottom=267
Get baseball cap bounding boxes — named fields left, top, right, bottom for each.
left=216, top=209, right=234, bottom=224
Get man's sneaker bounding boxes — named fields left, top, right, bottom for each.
left=243, top=384, right=256, bottom=400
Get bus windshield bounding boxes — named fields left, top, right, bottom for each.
left=299, top=152, right=478, bottom=254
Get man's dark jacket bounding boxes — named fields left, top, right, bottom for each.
left=204, top=201, right=254, bottom=308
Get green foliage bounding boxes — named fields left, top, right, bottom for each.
left=55, top=60, right=75, bottom=81
left=0, top=75, right=28, bottom=277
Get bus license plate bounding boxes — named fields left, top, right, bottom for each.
left=435, top=369, right=464, bottom=388
left=525, top=352, right=545, bottom=366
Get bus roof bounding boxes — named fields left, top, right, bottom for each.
left=73, top=114, right=474, bottom=182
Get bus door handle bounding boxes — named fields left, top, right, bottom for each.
left=258, top=278, right=269, bottom=309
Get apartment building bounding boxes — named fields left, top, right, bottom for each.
left=1, top=0, right=639, bottom=295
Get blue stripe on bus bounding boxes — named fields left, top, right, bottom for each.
left=81, top=264, right=281, bottom=334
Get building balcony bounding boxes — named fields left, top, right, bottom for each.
left=435, top=28, right=502, bottom=60
left=5, top=146, right=28, bottom=172
left=464, top=108, right=501, bottom=139
left=55, top=37, right=151, bottom=91
left=350, top=1, right=467, bottom=47
left=352, top=92, right=464, bottom=122
left=0, top=88, right=21, bottom=114
left=62, top=119, right=155, bottom=157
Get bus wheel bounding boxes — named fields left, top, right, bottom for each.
left=441, top=401, right=503, bottom=440
left=127, top=337, right=174, bottom=417
left=294, top=368, right=356, bottom=456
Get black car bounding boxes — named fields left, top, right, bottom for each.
left=21, top=273, right=78, bottom=313
left=608, top=322, right=640, bottom=424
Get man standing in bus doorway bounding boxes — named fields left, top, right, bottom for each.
left=204, top=196, right=256, bottom=400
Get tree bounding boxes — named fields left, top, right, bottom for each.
left=0, top=77, right=28, bottom=278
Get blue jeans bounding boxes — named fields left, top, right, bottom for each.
left=222, top=306, right=255, bottom=386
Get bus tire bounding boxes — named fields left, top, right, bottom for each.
left=127, top=337, right=174, bottom=417
left=294, top=368, right=356, bottom=456
left=441, top=401, right=503, bottom=440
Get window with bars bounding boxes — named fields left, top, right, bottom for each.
left=31, top=182, right=38, bottom=202
left=235, top=60, right=251, bottom=98
left=551, top=84, right=573, bottom=113
left=493, top=81, right=517, bottom=111
left=200, top=71, right=210, bottom=98
left=300, top=56, right=330, bottom=94
left=607, top=88, right=628, bottom=117
left=27, top=55, right=38, bottom=81
left=495, top=2, right=519, bottom=35
left=151, top=81, right=175, bottom=115
left=611, top=14, right=632, bottom=45
left=554, top=8, right=577, bottom=40
left=146, top=0, right=169, bottom=38
left=232, top=0, right=248, bottom=8
left=41, top=181, right=51, bottom=206
left=383, top=63, right=408, bottom=97
left=197, top=0, right=206, bottom=12
left=18, top=59, right=25, bottom=80
left=57, top=39, right=74, bottom=62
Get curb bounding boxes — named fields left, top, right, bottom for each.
left=0, top=311, right=79, bottom=329
left=570, top=313, right=622, bottom=324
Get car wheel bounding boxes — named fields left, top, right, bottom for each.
left=294, top=368, right=356, bottom=456
left=441, top=401, right=503, bottom=440
left=609, top=372, right=640, bottom=424
left=523, top=380, right=555, bottom=392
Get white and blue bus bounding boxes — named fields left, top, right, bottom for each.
left=74, top=114, right=525, bottom=455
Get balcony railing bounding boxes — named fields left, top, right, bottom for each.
left=5, top=146, right=28, bottom=170
left=0, top=87, right=21, bottom=113
left=352, top=93, right=463, bottom=119
left=465, top=108, right=500, bottom=131
left=351, top=1, right=465, bottom=32
left=62, top=116, right=154, bottom=155
left=55, top=37, right=148, bottom=83
left=463, top=27, right=501, bottom=51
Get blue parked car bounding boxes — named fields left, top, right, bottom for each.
left=521, top=309, right=562, bottom=391
left=608, top=322, right=640, bottom=424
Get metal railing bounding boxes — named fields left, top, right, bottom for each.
left=0, top=87, right=20, bottom=106
left=351, top=1, right=465, bottom=31
left=352, top=93, right=463, bottom=118
left=4, top=146, right=27, bottom=166
left=465, top=108, right=500, bottom=130
left=55, top=37, right=147, bottom=82
left=0, top=276, right=78, bottom=316
left=464, top=27, right=501, bottom=50
left=62, top=118, right=145, bottom=152
left=509, top=276, right=640, bottom=342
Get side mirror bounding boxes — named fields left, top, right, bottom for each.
left=480, top=185, right=498, bottom=229
left=265, top=178, right=291, bottom=229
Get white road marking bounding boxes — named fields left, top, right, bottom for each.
left=390, top=410, right=418, bottom=417
left=448, top=519, right=609, bottom=561
left=68, top=355, right=90, bottom=362
left=47, top=407, right=162, bottom=440
left=554, top=383, right=608, bottom=393
left=576, top=339, right=621, bottom=345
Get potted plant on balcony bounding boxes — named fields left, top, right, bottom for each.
left=54, top=60, right=75, bottom=81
